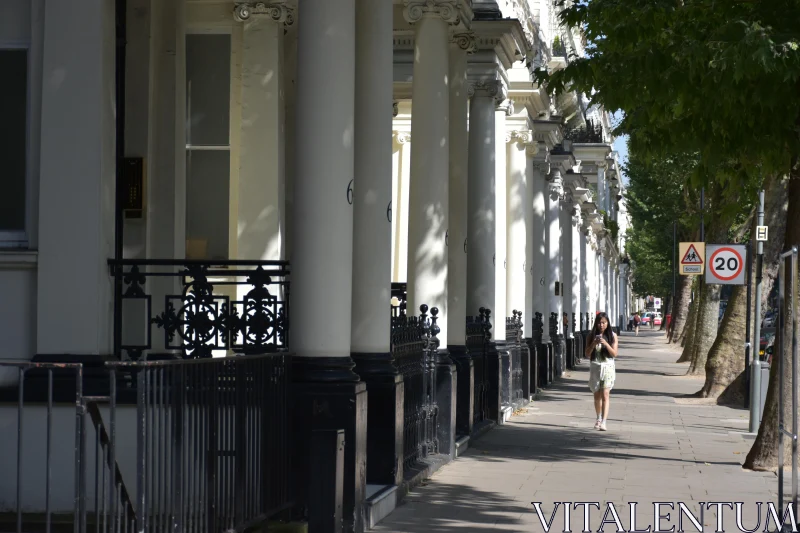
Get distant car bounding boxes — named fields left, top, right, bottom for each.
left=653, top=313, right=663, bottom=326
left=763, top=310, right=777, bottom=328
left=640, top=313, right=651, bottom=324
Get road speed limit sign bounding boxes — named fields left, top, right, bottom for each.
left=705, top=244, right=747, bottom=285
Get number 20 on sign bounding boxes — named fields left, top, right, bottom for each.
left=705, top=244, right=747, bottom=285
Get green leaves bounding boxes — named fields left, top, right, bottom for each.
left=537, top=0, right=800, bottom=184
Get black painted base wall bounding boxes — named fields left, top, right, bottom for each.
left=291, top=380, right=368, bottom=533
left=352, top=352, right=404, bottom=487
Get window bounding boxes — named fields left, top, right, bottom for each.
left=0, top=49, right=28, bottom=245
left=185, top=33, right=231, bottom=260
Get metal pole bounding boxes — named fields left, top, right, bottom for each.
left=744, top=242, right=753, bottom=409
left=749, top=189, right=765, bottom=433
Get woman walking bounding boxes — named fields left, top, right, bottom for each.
left=585, top=312, right=618, bottom=431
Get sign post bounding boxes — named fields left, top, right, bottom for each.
left=705, top=244, right=747, bottom=286
left=679, top=242, right=705, bottom=275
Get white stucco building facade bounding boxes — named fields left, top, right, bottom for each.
left=0, top=0, right=632, bottom=531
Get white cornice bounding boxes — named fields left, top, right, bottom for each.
left=471, top=19, right=528, bottom=71
left=572, top=143, right=612, bottom=164
left=531, top=119, right=562, bottom=150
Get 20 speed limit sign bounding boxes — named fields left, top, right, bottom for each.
left=705, top=244, right=747, bottom=285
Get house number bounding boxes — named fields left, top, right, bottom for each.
left=347, top=180, right=354, bottom=205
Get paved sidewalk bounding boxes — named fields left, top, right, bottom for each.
left=373, top=330, right=781, bottom=532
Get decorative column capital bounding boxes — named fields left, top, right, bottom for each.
left=571, top=202, right=583, bottom=227
left=547, top=169, right=564, bottom=199
left=531, top=158, right=550, bottom=175
left=597, top=161, right=608, bottom=170
left=450, top=31, right=477, bottom=53
left=496, top=98, right=514, bottom=116
left=393, top=131, right=412, bottom=144
left=506, top=129, right=533, bottom=146
left=467, top=80, right=506, bottom=103
left=403, top=0, right=471, bottom=26
left=233, top=1, right=295, bottom=25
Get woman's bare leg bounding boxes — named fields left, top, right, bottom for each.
left=602, top=388, right=611, bottom=421
left=594, top=391, right=603, bottom=418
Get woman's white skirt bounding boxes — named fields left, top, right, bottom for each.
left=589, top=359, right=616, bottom=392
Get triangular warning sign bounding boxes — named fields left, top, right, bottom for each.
left=681, top=244, right=703, bottom=264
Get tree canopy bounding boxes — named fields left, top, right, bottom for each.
left=539, top=0, right=800, bottom=184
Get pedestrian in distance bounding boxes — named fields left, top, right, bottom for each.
left=585, top=312, right=618, bottom=431
left=633, top=312, right=641, bottom=336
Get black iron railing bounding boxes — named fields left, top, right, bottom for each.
left=108, top=259, right=290, bottom=360
left=0, top=353, right=291, bottom=533
left=563, top=118, right=604, bottom=144
left=505, top=311, right=524, bottom=408
left=103, top=352, right=292, bottom=533
left=468, top=308, right=492, bottom=427
left=390, top=304, right=440, bottom=472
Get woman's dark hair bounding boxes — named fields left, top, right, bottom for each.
left=591, top=312, right=615, bottom=344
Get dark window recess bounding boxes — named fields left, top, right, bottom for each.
left=0, top=49, right=28, bottom=233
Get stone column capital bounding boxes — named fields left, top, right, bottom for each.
left=403, top=0, right=472, bottom=26
left=234, top=1, right=295, bottom=25
left=467, top=80, right=506, bottom=103
left=506, top=129, right=533, bottom=146
left=450, top=31, right=477, bottom=53
left=496, top=98, right=514, bottom=116
left=393, top=130, right=412, bottom=144
left=547, top=169, right=564, bottom=199
left=531, top=158, right=550, bottom=175
left=597, top=161, right=608, bottom=170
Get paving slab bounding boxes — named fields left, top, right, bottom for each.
left=371, top=330, right=781, bottom=532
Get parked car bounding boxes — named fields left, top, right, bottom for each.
left=760, top=327, right=776, bottom=363
left=763, top=310, right=777, bottom=328
left=640, top=313, right=651, bottom=324
left=652, top=313, right=663, bottom=326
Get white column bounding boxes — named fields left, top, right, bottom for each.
left=531, top=154, right=549, bottom=324
left=391, top=130, right=412, bottom=282
left=545, top=169, right=564, bottom=342
left=37, top=0, right=116, bottom=355
left=351, top=0, right=393, bottom=353
left=598, top=162, right=608, bottom=213
left=493, top=101, right=510, bottom=339
left=405, top=4, right=453, bottom=346
left=237, top=12, right=288, bottom=262
left=292, top=0, right=355, bottom=360
left=505, top=131, right=530, bottom=318
left=524, top=144, right=537, bottom=330
left=466, top=82, right=501, bottom=316
left=568, top=199, right=581, bottom=335
left=579, top=220, right=589, bottom=328
left=447, top=34, right=473, bottom=344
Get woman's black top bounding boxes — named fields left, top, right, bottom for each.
left=589, top=332, right=615, bottom=362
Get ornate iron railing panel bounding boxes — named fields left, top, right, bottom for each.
left=390, top=304, right=441, bottom=471
left=108, top=259, right=290, bottom=360
left=468, top=308, right=492, bottom=427
left=505, top=311, right=524, bottom=408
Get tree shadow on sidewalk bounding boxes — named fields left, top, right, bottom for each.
left=375, top=481, right=533, bottom=532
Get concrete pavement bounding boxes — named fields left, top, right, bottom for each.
left=372, top=330, right=783, bottom=532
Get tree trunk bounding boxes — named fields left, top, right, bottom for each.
left=677, top=291, right=700, bottom=362
left=717, top=173, right=788, bottom=404
left=745, top=169, right=798, bottom=471
left=669, top=274, right=692, bottom=344
left=697, top=283, right=746, bottom=397
left=687, top=278, right=721, bottom=375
